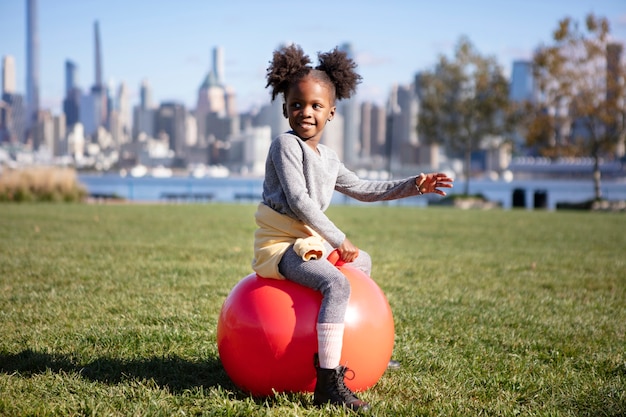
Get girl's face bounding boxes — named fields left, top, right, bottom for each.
left=283, top=75, right=336, bottom=148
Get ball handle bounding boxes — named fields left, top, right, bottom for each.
left=326, top=249, right=345, bottom=267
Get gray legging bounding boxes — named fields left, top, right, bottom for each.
left=278, top=243, right=372, bottom=324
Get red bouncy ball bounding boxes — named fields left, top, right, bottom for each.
left=216, top=255, right=395, bottom=397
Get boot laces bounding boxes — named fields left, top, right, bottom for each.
left=334, top=366, right=358, bottom=400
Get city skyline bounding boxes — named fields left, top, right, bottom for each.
left=1, top=0, right=625, bottom=115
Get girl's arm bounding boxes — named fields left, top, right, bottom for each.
left=335, top=164, right=453, bottom=200
left=334, top=163, right=421, bottom=202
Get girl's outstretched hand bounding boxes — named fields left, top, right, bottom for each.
left=416, top=173, right=454, bottom=196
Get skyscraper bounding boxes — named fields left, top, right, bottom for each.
left=509, top=60, right=535, bottom=102
left=133, top=79, right=156, bottom=139
left=339, top=42, right=359, bottom=167
left=2, top=55, right=16, bottom=94
left=26, top=0, right=40, bottom=131
left=94, top=21, right=103, bottom=89
left=63, top=60, right=81, bottom=127
left=114, top=81, right=131, bottom=145
left=156, top=102, right=187, bottom=156
left=1, top=55, right=26, bottom=143
left=370, top=103, right=387, bottom=160
left=65, top=60, right=78, bottom=94
left=140, top=79, right=153, bottom=110
left=196, top=46, right=231, bottom=145
left=509, top=60, right=536, bottom=152
left=82, top=20, right=108, bottom=135
left=386, top=83, right=418, bottom=170
left=359, top=101, right=372, bottom=159
left=213, top=46, right=225, bottom=86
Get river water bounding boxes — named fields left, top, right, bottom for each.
left=78, top=173, right=626, bottom=210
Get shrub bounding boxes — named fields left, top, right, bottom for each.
left=0, top=166, right=88, bottom=203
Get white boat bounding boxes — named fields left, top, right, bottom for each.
left=150, top=165, right=173, bottom=178
left=188, top=164, right=207, bottom=178
left=206, top=165, right=229, bottom=178
left=130, top=165, right=148, bottom=178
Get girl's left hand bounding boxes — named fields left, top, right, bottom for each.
left=338, top=238, right=359, bottom=263
left=416, top=173, right=454, bottom=196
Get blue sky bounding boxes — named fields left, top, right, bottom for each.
left=1, top=0, right=625, bottom=114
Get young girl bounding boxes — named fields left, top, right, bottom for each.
left=252, top=44, right=453, bottom=412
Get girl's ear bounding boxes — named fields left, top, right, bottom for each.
left=282, top=103, right=288, bottom=118
left=327, top=106, right=336, bottom=122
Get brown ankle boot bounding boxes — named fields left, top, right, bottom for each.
left=313, top=363, right=371, bottom=412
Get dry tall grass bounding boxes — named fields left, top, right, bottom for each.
left=0, top=166, right=87, bottom=202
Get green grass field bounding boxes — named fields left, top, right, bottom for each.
left=0, top=203, right=624, bottom=416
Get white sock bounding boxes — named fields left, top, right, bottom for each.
left=316, top=322, right=345, bottom=369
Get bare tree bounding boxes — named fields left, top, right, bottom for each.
left=416, top=37, right=512, bottom=196
left=530, top=14, right=625, bottom=200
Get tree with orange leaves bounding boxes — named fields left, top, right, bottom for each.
left=530, top=14, right=625, bottom=200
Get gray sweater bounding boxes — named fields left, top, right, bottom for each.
left=262, top=132, right=421, bottom=248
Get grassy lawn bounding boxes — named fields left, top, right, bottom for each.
left=0, top=203, right=624, bottom=416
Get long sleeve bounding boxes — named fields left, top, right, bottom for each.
left=261, top=132, right=422, bottom=248
left=333, top=157, right=421, bottom=202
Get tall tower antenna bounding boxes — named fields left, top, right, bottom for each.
left=26, top=0, right=40, bottom=126
left=94, top=20, right=102, bottom=87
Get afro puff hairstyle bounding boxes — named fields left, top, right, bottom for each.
left=265, top=44, right=362, bottom=103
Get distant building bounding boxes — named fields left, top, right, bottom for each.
left=370, top=103, right=387, bottom=161
left=80, top=91, right=106, bottom=137
left=359, top=101, right=387, bottom=164
left=65, top=59, right=78, bottom=93
left=227, top=125, right=272, bottom=176
left=322, top=112, right=344, bottom=161
left=359, top=101, right=372, bottom=159
left=111, top=82, right=131, bottom=146
left=339, top=42, right=360, bottom=168
left=81, top=20, right=109, bottom=136
left=2, top=55, right=16, bottom=94
left=509, top=60, right=535, bottom=102
left=67, top=123, right=86, bottom=161
left=196, top=46, right=238, bottom=146
left=509, top=60, right=537, bottom=153
left=155, top=101, right=187, bottom=161
left=387, top=83, right=419, bottom=170
left=63, top=60, right=80, bottom=127
left=133, top=79, right=156, bottom=139
left=1, top=55, right=26, bottom=143
left=253, top=99, right=289, bottom=140
left=33, top=109, right=53, bottom=153
left=53, top=112, right=67, bottom=156
left=1, top=93, right=26, bottom=143
left=26, top=0, right=40, bottom=138
left=140, top=78, right=153, bottom=109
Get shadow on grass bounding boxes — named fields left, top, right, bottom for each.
left=0, top=348, right=236, bottom=394
left=0, top=349, right=313, bottom=407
